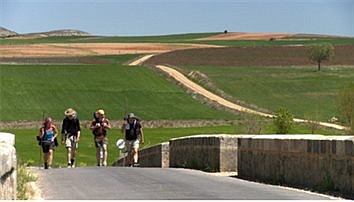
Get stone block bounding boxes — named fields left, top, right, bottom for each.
left=335, top=140, right=345, bottom=155
left=345, top=140, right=353, bottom=156
left=0, top=132, right=17, bottom=200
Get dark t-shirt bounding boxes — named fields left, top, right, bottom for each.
left=61, top=117, right=81, bottom=136
left=125, top=120, right=142, bottom=141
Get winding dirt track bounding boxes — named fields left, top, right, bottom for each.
left=130, top=54, right=347, bottom=131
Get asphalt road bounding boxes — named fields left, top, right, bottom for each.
left=34, top=167, right=334, bottom=200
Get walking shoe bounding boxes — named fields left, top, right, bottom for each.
left=133, top=163, right=140, bottom=167
left=67, top=163, right=72, bottom=168
left=70, top=159, right=75, bottom=167
left=44, top=162, right=48, bottom=169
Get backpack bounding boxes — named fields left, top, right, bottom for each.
left=125, top=119, right=141, bottom=140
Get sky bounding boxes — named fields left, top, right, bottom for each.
left=0, top=0, right=353, bottom=37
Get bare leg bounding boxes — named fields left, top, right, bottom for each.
left=96, top=147, right=100, bottom=166
left=43, top=152, right=48, bottom=168
left=48, top=149, right=53, bottom=168
left=133, top=148, right=138, bottom=164
left=71, top=147, right=77, bottom=167
left=67, top=147, right=72, bottom=165
left=102, top=144, right=108, bottom=166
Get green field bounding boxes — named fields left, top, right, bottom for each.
left=0, top=57, right=237, bottom=121
left=2, top=33, right=353, bottom=46
left=0, top=33, right=217, bottom=45
left=183, top=65, right=354, bottom=122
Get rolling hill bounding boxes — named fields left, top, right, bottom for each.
left=0, top=27, right=17, bottom=37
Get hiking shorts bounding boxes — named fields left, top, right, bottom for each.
left=65, top=136, right=78, bottom=149
left=42, top=141, right=54, bottom=153
left=95, top=137, right=108, bottom=148
left=126, top=139, right=139, bottom=152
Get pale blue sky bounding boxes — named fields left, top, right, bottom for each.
left=1, top=0, right=353, bottom=37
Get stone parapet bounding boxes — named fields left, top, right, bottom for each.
left=237, top=134, right=354, bottom=198
left=0, top=132, right=17, bottom=200
left=139, top=142, right=169, bottom=168
left=169, top=134, right=243, bottom=172
left=113, top=142, right=169, bottom=168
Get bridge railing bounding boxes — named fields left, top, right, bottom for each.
left=114, top=134, right=353, bottom=198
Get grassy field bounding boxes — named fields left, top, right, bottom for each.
left=5, top=124, right=342, bottom=167
left=1, top=33, right=353, bottom=46
left=0, top=56, right=237, bottom=121
left=180, top=66, right=354, bottom=122
left=0, top=33, right=217, bottom=45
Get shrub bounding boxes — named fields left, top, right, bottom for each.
left=273, top=107, right=294, bottom=134
left=17, top=165, right=37, bottom=200
left=240, top=113, right=265, bottom=134
left=338, top=82, right=354, bottom=134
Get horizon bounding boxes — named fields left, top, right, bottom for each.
left=2, top=26, right=354, bottom=38
left=1, top=0, right=354, bottom=37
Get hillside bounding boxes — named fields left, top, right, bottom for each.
left=0, top=27, right=17, bottom=37
left=38, top=29, right=90, bottom=37
left=0, top=28, right=90, bottom=39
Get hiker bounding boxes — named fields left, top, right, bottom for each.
left=90, top=109, right=111, bottom=166
left=38, top=117, right=58, bottom=169
left=121, top=112, right=144, bottom=167
left=61, top=108, right=81, bottom=168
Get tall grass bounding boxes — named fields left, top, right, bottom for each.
left=17, top=164, right=37, bottom=200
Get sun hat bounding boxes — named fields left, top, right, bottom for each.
left=97, top=109, right=105, bottom=116
left=64, top=108, right=76, bottom=116
left=128, top=112, right=135, bottom=118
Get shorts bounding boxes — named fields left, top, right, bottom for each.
left=65, top=136, right=78, bottom=149
left=42, top=141, right=55, bottom=153
left=95, top=137, right=108, bottom=148
left=126, top=139, right=139, bottom=152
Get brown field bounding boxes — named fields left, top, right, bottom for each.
left=144, top=45, right=354, bottom=67
left=0, top=43, right=220, bottom=58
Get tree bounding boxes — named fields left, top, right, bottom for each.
left=307, top=43, right=334, bottom=71
left=273, top=107, right=294, bottom=134
left=338, top=82, right=354, bottom=134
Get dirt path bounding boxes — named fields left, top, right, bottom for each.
left=155, top=64, right=347, bottom=130
left=128, top=54, right=155, bottom=66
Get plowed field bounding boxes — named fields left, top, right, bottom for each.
left=145, top=45, right=354, bottom=67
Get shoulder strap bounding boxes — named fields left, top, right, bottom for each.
left=41, top=127, right=47, bottom=140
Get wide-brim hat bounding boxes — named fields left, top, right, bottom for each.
left=128, top=112, right=135, bottom=118
left=64, top=108, right=76, bottom=116
left=96, top=109, right=105, bottom=116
